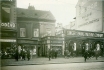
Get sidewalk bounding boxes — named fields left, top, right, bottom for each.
left=1, top=57, right=104, bottom=66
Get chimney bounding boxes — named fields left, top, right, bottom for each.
left=28, top=4, right=35, bottom=10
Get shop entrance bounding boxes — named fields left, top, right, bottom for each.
left=51, top=46, right=62, bottom=57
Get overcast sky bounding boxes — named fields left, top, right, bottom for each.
left=17, top=0, right=78, bottom=26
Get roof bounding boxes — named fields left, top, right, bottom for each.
left=17, top=8, right=56, bottom=21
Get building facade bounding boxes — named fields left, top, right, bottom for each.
left=40, top=36, right=64, bottom=57
left=76, top=0, right=104, bottom=32
left=17, top=6, right=56, bottom=57
left=0, top=0, right=17, bottom=58
left=62, top=0, right=104, bottom=57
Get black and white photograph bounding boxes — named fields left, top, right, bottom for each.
left=0, top=0, right=104, bottom=70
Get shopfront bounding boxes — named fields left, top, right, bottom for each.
left=65, top=29, right=104, bottom=57
left=40, top=36, right=64, bottom=57
left=17, top=39, right=38, bottom=58
left=0, top=39, right=16, bottom=58
left=0, top=0, right=17, bottom=59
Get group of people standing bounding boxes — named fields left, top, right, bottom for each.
left=48, top=49, right=58, bottom=61
left=83, top=49, right=100, bottom=62
left=14, top=48, right=31, bottom=61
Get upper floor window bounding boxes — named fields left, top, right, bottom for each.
left=20, top=28, right=26, bottom=37
left=33, top=29, right=39, bottom=37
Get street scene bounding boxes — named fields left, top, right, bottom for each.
left=0, top=0, right=104, bottom=70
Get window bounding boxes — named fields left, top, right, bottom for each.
left=20, top=28, right=26, bottom=37
left=47, top=28, right=51, bottom=36
left=33, top=29, right=39, bottom=37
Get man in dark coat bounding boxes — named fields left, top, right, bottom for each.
left=54, top=50, right=57, bottom=58
left=15, top=49, right=18, bottom=61
left=48, top=49, right=52, bottom=61
left=27, top=50, right=30, bottom=61
left=84, top=50, right=88, bottom=62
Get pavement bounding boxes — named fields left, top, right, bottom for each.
left=1, top=56, right=104, bottom=66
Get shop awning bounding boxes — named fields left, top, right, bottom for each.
left=0, top=39, right=16, bottom=42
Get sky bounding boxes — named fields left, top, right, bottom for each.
left=17, top=0, right=78, bottom=26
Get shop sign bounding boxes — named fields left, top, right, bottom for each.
left=18, top=40, right=35, bottom=44
left=66, top=30, right=104, bottom=38
left=1, top=22, right=15, bottom=28
left=0, top=39, right=16, bottom=42
left=51, top=44, right=62, bottom=46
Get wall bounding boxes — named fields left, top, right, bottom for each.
left=0, top=1, right=1, bottom=24
left=103, top=1, right=104, bottom=32
left=17, top=21, right=39, bottom=38
left=76, top=0, right=103, bottom=32
left=40, top=22, right=55, bottom=37
left=1, top=0, right=17, bottom=30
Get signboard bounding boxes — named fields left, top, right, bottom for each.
left=0, top=39, right=16, bottom=42
left=1, top=6, right=16, bottom=30
left=51, top=44, right=63, bottom=46
left=18, top=40, right=35, bottom=44
left=66, top=30, right=104, bottom=38
left=1, top=22, right=15, bottom=28
left=76, top=1, right=102, bottom=32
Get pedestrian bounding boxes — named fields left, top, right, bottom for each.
left=27, top=50, right=30, bottom=61
left=54, top=50, right=57, bottom=58
left=22, top=50, right=26, bottom=60
left=83, top=50, right=88, bottom=62
left=15, top=48, right=18, bottom=61
left=64, top=50, right=67, bottom=58
left=48, top=49, right=52, bottom=61
left=51, top=49, right=55, bottom=59
left=94, top=49, right=99, bottom=60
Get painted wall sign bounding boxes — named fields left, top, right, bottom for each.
left=76, top=1, right=103, bottom=32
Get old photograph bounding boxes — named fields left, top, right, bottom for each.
left=0, top=0, right=104, bottom=70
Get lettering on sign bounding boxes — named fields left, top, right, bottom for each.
left=78, top=18, right=99, bottom=27
left=66, top=30, right=104, bottom=38
left=1, top=22, right=15, bottom=28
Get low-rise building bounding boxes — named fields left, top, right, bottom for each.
left=17, top=5, right=56, bottom=57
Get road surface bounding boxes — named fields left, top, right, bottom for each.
left=1, top=62, right=104, bottom=70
